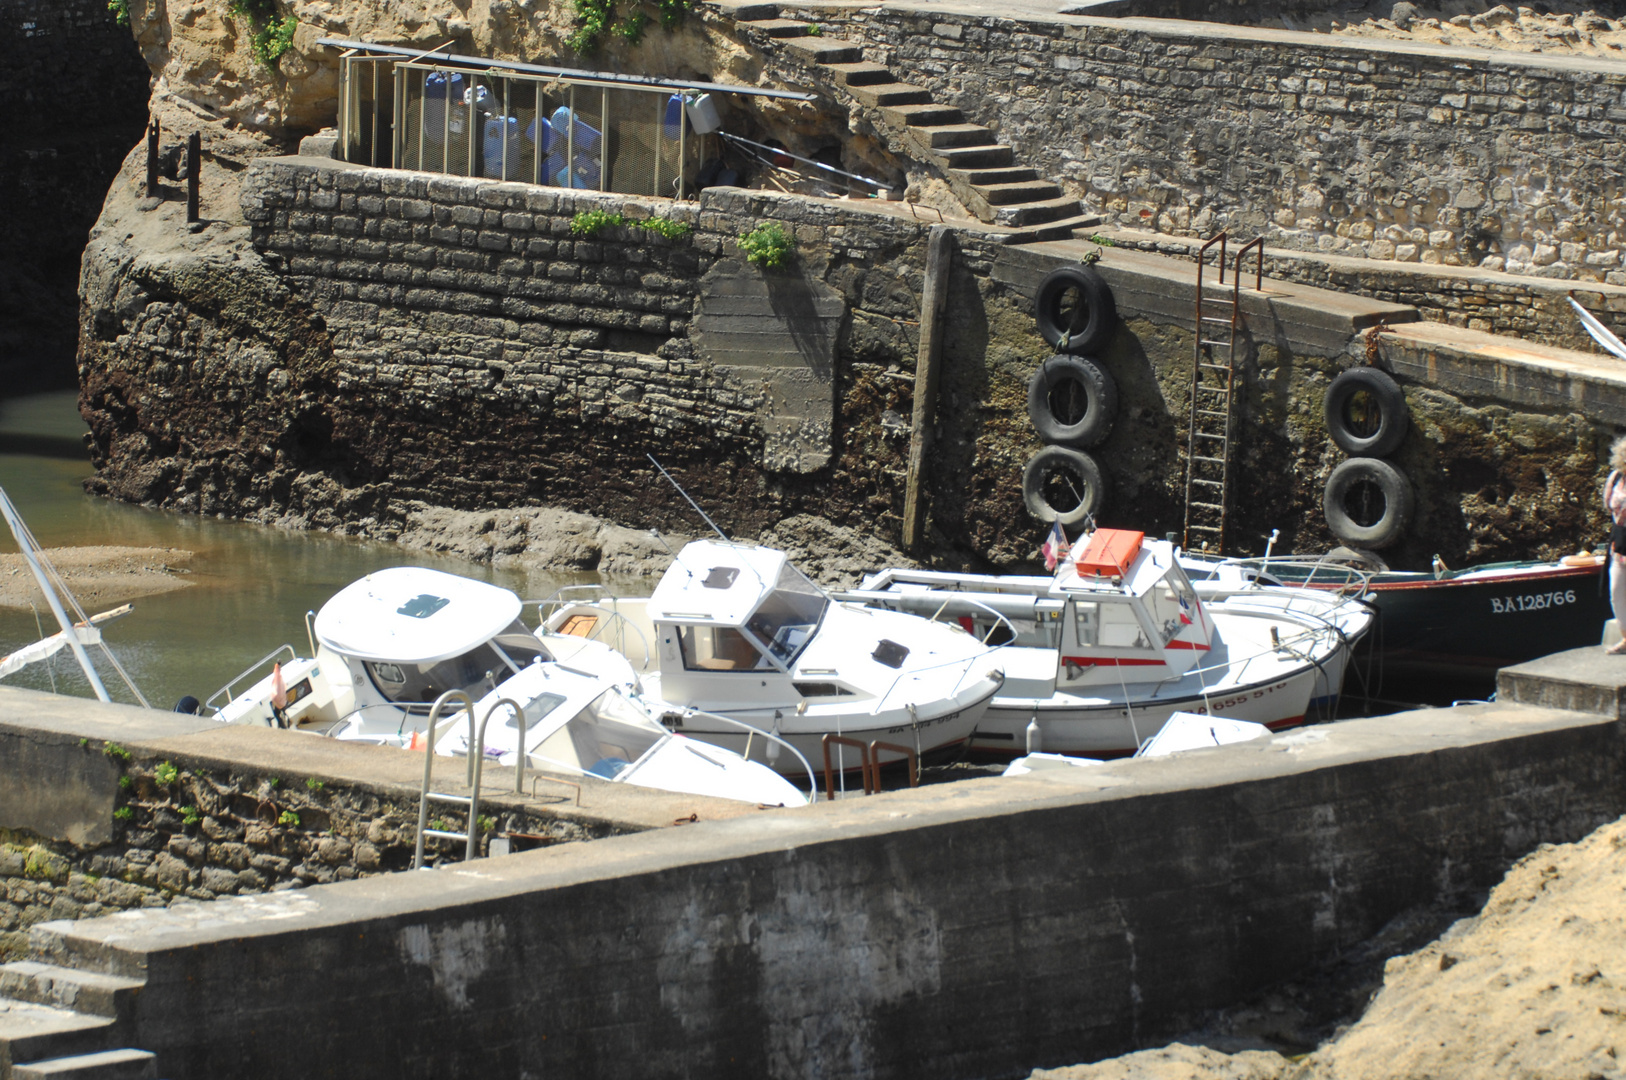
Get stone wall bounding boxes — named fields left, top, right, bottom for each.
left=0, top=738, right=622, bottom=962
left=0, top=0, right=148, bottom=393
left=823, top=8, right=1626, bottom=334
left=26, top=701, right=1626, bottom=1080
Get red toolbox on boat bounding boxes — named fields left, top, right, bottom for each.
left=1076, top=529, right=1143, bottom=577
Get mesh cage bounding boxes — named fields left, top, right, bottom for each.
left=339, top=57, right=396, bottom=167
left=386, top=63, right=690, bottom=195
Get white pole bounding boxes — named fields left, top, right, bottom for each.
left=0, top=488, right=111, bottom=702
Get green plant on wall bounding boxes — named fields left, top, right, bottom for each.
left=227, top=0, right=297, bottom=68
left=568, top=0, right=695, bottom=53
left=570, top=209, right=692, bottom=240
left=108, top=0, right=130, bottom=26
left=155, top=761, right=179, bottom=786
left=738, top=222, right=796, bottom=269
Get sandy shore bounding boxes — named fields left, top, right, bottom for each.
left=0, top=546, right=195, bottom=610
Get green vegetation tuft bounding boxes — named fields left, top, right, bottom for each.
left=227, top=0, right=296, bottom=68
left=108, top=0, right=129, bottom=25
left=155, top=761, right=179, bottom=786
left=103, top=742, right=131, bottom=764
left=805, top=22, right=822, bottom=35
left=738, top=222, right=797, bottom=269
left=119, top=775, right=133, bottom=791
left=639, top=216, right=692, bottom=240
left=278, top=809, right=300, bottom=827
left=569, top=0, right=695, bottom=53
left=113, top=806, right=133, bottom=822
left=570, top=209, right=691, bottom=240
left=1087, top=234, right=1116, bottom=247
left=476, top=815, right=497, bottom=834
left=179, top=806, right=201, bottom=826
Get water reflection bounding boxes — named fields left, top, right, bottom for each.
left=0, top=391, right=612, bottom=712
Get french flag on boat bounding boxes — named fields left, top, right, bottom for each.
left=1042, top=521, right=1068, bottom=571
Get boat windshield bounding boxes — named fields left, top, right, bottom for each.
left=364, top=619, right=549, bottom=705
left=1072, top=597, right=1153, bottom=649
left=744, top=561, right=829, bottom=664
left=679, top=625, right=769, bottom=671
left=532, top=689, right=664, bottom=780
left=1143, top=568, right=1202, bottom=645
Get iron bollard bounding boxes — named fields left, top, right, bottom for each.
left=186, top=132, right=200, bottom=223
left=145, top=120, right=160, bottom=198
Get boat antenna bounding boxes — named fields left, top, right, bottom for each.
left=647, top=528, right=692, bottom=579
left=647, top=454, right=729, bottom=541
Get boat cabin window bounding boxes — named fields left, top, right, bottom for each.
left=1072, top=598, right=1152, bottom=649
left=364, top=619, right=549, bottom=704
left=743, top=562, right=829, bottom=664
left=1143, top=569, right=1201, bottom=645
left=678, top=624, right=767, bottom=671
left=532, top=689, right=663, bottom=780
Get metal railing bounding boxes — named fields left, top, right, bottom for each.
left=412, top=692, right=521, bottom=868
left=205, top=643, right=296, bottom=713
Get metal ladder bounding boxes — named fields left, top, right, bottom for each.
left=412, top=691, right=527, bottom=869
left=1183, top=233, right=1262, bottom=554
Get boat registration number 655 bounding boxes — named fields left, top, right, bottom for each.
left=1490, top=589, right=1576, bottom=614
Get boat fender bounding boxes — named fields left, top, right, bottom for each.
left=1324, top=367, right=1408, bottom=457
left=1034, top=265, right=1118, bottom=355
left=1027, top=355, right=1118, bottom=448
left=1021, top=446, right=1108, bottom=526
left=173, top=695, right=200, bottom=715
left=1323, top=457, right=1414, bottom=550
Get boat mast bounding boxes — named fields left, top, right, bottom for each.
left=0, top=487, right=112, bottom=702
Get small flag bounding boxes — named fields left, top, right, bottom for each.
left=270, top=662, right=289, bottom=711
left=1042, top=521, right=1068, bottom=571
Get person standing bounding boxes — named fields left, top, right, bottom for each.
left=1605, top=435, right=1626, bottom=653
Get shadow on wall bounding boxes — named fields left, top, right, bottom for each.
left=1084, top=0, right=1626, bottom=21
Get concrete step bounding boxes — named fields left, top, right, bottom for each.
left=880, top=102, right=964, bottom=127
left=918, top=123, right=999, bottom=149
left=933, top=143, right=1015, bottom=168
left=0, top=966, right=143, bottom=1023
left=725, top=2, right=781, bottom=18
left=975, top=179, right=1064, bottom=205
left=21, top=927, right=143, bottom=983
left=743, top=17, right=815, bottom=37
left=950, top=165, right=1038, bottom=186
left=819, top=61, right=894, bottom=87
left=995, top=195, right=1084, bottom=227
left=783, top=37, right=863, bottom=64
left=847, top=82, right=934, bottom=108
left=12, top=1049, right=155, bottom=1080
left=0, top=1000, right=118, bottom=1078
left=996, top=212, right=1107, bottom=245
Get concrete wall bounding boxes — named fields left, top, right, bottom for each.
left=821, top=8, right=1626, bottom=344
left=0, top=0, right=148, bottom=392
left=29, top=700, right=1626, bottom=1079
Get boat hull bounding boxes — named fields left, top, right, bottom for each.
left=971, top=661, right=1317, bottom=758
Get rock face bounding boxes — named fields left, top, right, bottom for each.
left=1, top=0, right=149, bottom=392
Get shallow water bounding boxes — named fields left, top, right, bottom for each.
left=0, top=391, right=605, bottom=712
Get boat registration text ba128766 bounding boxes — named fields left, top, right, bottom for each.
left=1490, top=590, right=1577, bottom=614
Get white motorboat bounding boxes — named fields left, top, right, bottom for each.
left=840, top=529, right=1374, bottom=758
left=539, top=539, right=1006, bottom=772
left=206, top=567, right=807, bottom=806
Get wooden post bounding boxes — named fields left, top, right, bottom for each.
left=901, top=224, right=954, bottom=552
left=145, top=120, right=160, bottom=198
left=186, top=132, right=201, bottom=223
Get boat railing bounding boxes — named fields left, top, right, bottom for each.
left=680, top=705, right=818, bottom=805
left=1155, top=614, right=1336, bottom=701
left=533, top=588, right=654, bottom=669
left=920, top=594, right=1020, bottom=646
left=204, top=643, right=298, bottom=713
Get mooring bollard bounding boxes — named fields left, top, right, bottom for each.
left=186, top=132, right=201, bottom=223
left=145, top=120, right=160, bottom=198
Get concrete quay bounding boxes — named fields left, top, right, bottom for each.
left=2, top=648, right=1625, bottom=1079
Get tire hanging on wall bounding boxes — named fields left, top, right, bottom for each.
left=1323, top=457, right=1414, bottom=550
left=1027, top=355, right=1118, bottom=448
left=1324, top=366, right=1408, bottom=457
left=1022, top=445, right=1108, bottom=526
left=1035, top=265, right=1118, bottom=355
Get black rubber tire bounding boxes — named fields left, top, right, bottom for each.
left=1324, top=366, right=1408, bottom=457
left=1035, top=265, right=1118, bottom=355
left=1323, top=457, right=1414, bottom=550
left=1027, top=355, right=1118, bottom=448
left=1022, top=446, right=1108, bottom=526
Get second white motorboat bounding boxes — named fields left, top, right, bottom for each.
left=540, top=539, right=1006, bottom=772
left=840, top=529, right=1373, bottom=758
left=205, top=566, right=808, bottom=806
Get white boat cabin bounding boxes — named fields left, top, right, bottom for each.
left=646, top=540, right=831, bottom=706
left=1048, top=531, right=1212, bottom=689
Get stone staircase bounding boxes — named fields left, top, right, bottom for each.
left=725, top=3, right=1101, bottom=242
left=0, top=946, right=156, bottom=1080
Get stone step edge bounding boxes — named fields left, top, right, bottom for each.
left=11, top=1047, right=157, bottom=1080
left=0, top=964, right=145, bottom=1021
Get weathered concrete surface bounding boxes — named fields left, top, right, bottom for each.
left=1497, top=645, right=1626, bottom=719
left=16, top=699, right=1626, bottom=1079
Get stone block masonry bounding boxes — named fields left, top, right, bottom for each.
left=17, top=696, right=1626, bottom=1079
left=821, top=8, right=1626, bottom=337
